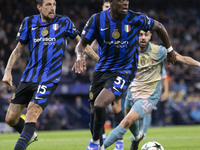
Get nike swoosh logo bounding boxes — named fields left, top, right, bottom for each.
left=35, top=96, right=43, bottom=100
left=113, top=86, right=119, bottom=92
left=31, top=27, right=37, bottom=30
left=100, top=28, right=109, bottom=31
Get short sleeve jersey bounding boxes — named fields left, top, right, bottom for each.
left=130, top=43, right=167, bottom=99
left=81, top=9, right=154, bottom=79
left=17, top=14, right=78, bottom=83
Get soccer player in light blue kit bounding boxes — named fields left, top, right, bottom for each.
left=138, top=66, right=168, bottom=138
left=137, top=66, right=168, bottom=139
left=104, top=29, right=200, bottom=150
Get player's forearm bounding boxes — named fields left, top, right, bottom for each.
left=5, top=44, right=23, bottom=73
left=85, top=45, right=99, bottom=62
left=75, top=35, right=99, bottom=62
left=177, top=55, right=200, bottom=67
left=153, top=20, right=171, bottom=49
left=75, top=40, right=86, bottom=59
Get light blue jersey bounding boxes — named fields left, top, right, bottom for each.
left=125, top=42, right=167, bottom=118
left=129, top=42, right=166, bottom=99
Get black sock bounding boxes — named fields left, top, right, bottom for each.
left=13, top=118, right=25, bottom=134
left=114, top=110, right=124, bottom=140
left=102, top=127, right=105, bottom=135
left=114, top=110, right=124, bottom=126
left=89, top=113, right=94, bottom=135
left=14, top=122, right=36, bottom=150
left=100, top=134, right=103, bottom=146
left=100, top=128, right=105, bottom=146
left=93, top=107, right=106, bottom=141
left=90, top=112, right=103, bottom=146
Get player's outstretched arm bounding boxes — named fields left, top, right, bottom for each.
left=152, top=20, right=176, bottom=65
left=175, top=52, right=200, bottom=67
left=88, top=40, right=100, bottom=62
left=74, top=35, right=99, bottom=63
left=72, top=37, right=87, bottom=74
left=85, top=44, right=99, bottom=62
left=2, top=42, right=25, bottom=89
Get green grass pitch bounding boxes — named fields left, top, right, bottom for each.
left=0, top=125, right=200, bottom=150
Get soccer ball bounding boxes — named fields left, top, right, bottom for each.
left=141, top=141, right=164, bottom=150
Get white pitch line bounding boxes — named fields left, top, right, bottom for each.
left=1, top=135, right=200, bottom=143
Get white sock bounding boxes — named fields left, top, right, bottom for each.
left=91, top=138, right=99, bottom=144
left=117, top=139, right=123, bottom=142
left=102, top=133, right=106, bottom=139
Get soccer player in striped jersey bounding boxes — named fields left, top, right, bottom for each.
left=1, top=0, right=93, bottom=150
left=105, top=30, right=200, bottom=150
left=72, top=0, right=176, bottom=149
left=90, top=1, right=125, bottom=150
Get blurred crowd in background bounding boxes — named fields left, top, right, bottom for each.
left=0, top=0, right=200, bottom=132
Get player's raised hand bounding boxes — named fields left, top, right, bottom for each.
left=72, top=54, right=86, bottom=74
left=167, top=50, right=176, bottom=65
left=2, top=71, right=13, bottom=90
left=72, top=39, right=87, bottom=74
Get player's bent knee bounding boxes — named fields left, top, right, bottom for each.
left=112, top=105, right=121, bottom=113
left=5, top=103, right=26, bottom=126
left=5, top=114, right=19, bottom=126
left=26, top=103, right=43, bottom=122
left=121, top=118, right=132, bottom=129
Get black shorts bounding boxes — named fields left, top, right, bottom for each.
left=11, top=82, right=58, bottom=109
left=89, top=71, right=134, bottom=102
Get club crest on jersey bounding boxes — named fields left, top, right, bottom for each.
left=112, top=29, right=120, bottom=39
left=41, top=27, right=48, bottom=36
left=89, top=92, right=94, bottom=100
left=125, top=25, right=131, bottom=32
left=140, top=56, right=146, bottom=66
left=53, top=24, right=59, bottom=30
left=149, top=59, right=156, bottom=65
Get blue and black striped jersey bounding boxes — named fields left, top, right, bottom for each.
left=16, top=14, right=78, bottom=83
left=81, top=9, right=154, bottom=78
left=96, top=44, right=101, bottom=57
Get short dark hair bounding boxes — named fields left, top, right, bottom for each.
left=103, top=0, right=110, bottom=4
left=36, top=0, right=43, bottom=6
